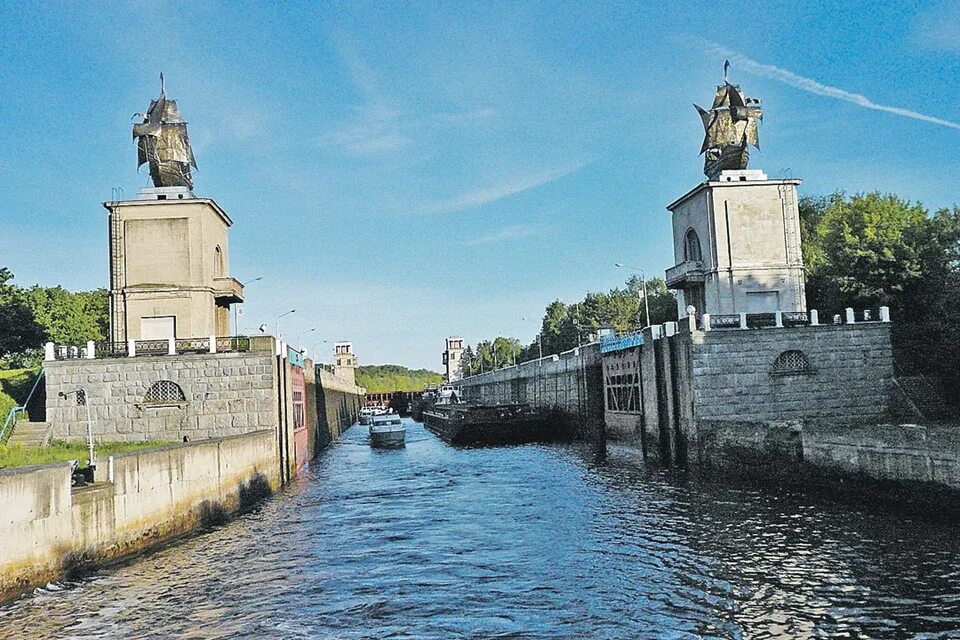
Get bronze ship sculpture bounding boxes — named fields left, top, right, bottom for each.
left=695, top=61, right=763, bottom=180
left=132, top=74, right=197, bottom=190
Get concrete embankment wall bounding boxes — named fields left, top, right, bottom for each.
left=0, top=430, right=278, bottom=603
left=316, top=368, right=363, bottom=447
left=698, top=419, right=960, bottom=500
left=457, top=344, right=605, bottom=438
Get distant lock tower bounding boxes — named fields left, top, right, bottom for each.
left=443, top=337, right=464, bottom=383
left=664, top=63, right=806, bottom=318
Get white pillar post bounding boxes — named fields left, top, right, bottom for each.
left=809, top=309, right=819, bottom=326
left=880, top=306, right=891, bottom=322
left=775, top=310, right=783, bottom=328
left=845, top=307, right=855, bottom=324
left=702, top=313, right=712, bottom=331
left=44, top=341, right=55, bottom=361
left=665, top=321, right=677, bottom=337
left=167, top=337, right=176, bottom=355
left=739, top=313, right=748, bottom=330
left=209, top=335, right=217, bottom=354
left=687, top=313, right=697, bottom=333
left=127, top=339, right=136, bottom=357
left=86, top=340, right=95, bottom=359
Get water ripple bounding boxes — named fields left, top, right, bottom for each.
left=3, top=420, right=960, bottom=638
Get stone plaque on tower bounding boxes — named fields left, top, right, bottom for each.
left=664, top=63, right=806, bottom=317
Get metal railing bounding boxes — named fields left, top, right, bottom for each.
left=48, top=336, right=254, bottom=361
left=0, top=369, right=45, bottom=442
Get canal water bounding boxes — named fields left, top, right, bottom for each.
left=3, top=420, right=960, bottom=639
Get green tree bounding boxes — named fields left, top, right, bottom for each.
left=803, top=193, right=960, bottom=393
left=0, top=269, right=47, bottom=363
left=24, top=286, right=108, bottom=345
left=355, top=364, right=444, bottom=393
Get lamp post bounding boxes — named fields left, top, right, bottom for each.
left=615, top=263, right=650, bottom=330
left=310, top=339, right=329, bottom=360
left=275, top=309, right=295, bottom=341
left=297, top=328, right=316, bottom=351
left=235, top=276, right=263, bottom=335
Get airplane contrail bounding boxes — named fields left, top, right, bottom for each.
left=705, top=41, right=960, bottom=131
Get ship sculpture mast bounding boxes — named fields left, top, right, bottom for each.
left=694, top=61, right=763, bottom=180
left=132, top=74, right=198, bottom=189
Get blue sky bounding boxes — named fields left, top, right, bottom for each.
left=2, top=1, right=959, bottom=370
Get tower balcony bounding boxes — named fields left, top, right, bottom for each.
left=665, top=260, right=706, bottom=289
left=213, top=277, right=245, bottom=304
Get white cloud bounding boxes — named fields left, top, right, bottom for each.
left=465, top=224, right=543, bottom=245
left=703, top=41, right=960, bottom=131
left=423, top=162, right=589, bottom=214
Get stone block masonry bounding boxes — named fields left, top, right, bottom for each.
left=0, top=430, right=278, bottom=603
left=44, top=351, right=280, bottom=443
left=457, top=344, right=605, bottom=440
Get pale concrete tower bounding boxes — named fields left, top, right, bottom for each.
left=443, top=336, right=464, bottom=383
left=333, top=342, right=358, bottom=385
left=105, top=187, right=244, bottom=342
left=664, top=169, right=806, bottom=316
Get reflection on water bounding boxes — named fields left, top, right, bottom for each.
left=2, top=420, right=960, bottom=639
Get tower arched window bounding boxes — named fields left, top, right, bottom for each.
left=214, top=245, right=224, bottom=278
left=684, top=229, right=703, bottom=262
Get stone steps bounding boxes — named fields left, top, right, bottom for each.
left=894, top=376, right=954, bottom=420
left=7, top=421, right=53, bottom=447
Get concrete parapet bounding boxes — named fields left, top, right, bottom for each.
left=0, top=430, right=278, bottom=604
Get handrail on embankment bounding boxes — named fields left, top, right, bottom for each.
left=1, top=369, right=45, bottom=442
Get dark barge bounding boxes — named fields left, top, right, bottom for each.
left=422, top=403, right=567, bottom=446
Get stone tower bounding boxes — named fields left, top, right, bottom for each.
left=665, top=68, right=805, bottom=317
left=333, top=342, right=358, bottom=385
left=443, top=336, right=464, bottom=383
left=107, top=82, right=243, bottom=343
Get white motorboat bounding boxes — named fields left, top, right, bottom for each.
left=369, top=412, right=405, bottom=448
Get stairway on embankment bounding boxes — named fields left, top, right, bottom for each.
left=6, top=421, right=53, bottom=447
left=892, top=376, right=955, bottom=421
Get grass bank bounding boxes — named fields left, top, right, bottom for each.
left=0, top=440, right=174, bottom=469
left=0, top=368, right=39, bottom=429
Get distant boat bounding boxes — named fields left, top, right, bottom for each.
left=369, top=412, right=405, bottom=448
left=359, top=404, right=388, bottom=426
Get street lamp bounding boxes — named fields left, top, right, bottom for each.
left=614, top=263, right=650, bottom=331
left=275, top=309, right=295, bottom=340
left=235, top=276, right=263, bottom=336
left=297, top=328, right=316, bottom=351
left=309, top=339, right=329, bottom=359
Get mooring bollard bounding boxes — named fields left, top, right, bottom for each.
left=86, top=340, right=95, bottom=359
left=167, top=337, right=176, bottom=355
left=739, top=313, right=747, bottom=330
left=702, top=313, right=712, bottom=331
left=880, top=306, right=890, bottom=322
left=209, top=335, right=217, bottom=354
left=127, top=339, right=137, bottom=357
left=44, top=341, right=55, bottom=361
left=845, top=307, right=855, bottom=324
left=809, top=309, right=819, bottom=326
left=775, top=310, right=783, bottom=328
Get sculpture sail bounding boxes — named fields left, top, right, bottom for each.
left=132, top=75, right=198, bottom=190
left=694, top=64, right=763, bottom=179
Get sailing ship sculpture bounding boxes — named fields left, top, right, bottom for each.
left=132, top=74, right=197, bottom=190
left=695, top=61, right=763, bottom=180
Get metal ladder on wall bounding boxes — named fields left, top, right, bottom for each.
left=1, top=369, right=46, bottom=443
left=779, top=181, right=804, bottom=310
left=108, top=204, right=125, bottom=342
